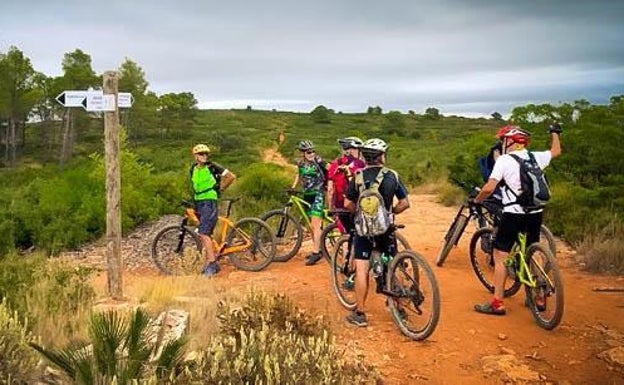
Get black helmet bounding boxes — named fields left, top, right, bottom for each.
left=337, top=136, right=364, bottom=150
left=297, top=140, right=315, bottom=151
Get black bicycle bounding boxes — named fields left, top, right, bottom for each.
left=435, top=184, right=556, bottom=267
left=331, top=225, right=440, bottom=341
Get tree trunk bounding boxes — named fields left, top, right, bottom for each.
left=3, top=121, right=7, bottom=165
left=9, top=117, right=16, bottom=166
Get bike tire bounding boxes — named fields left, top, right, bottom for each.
left=540, top=225, right=557, bottom=257
left=524, top=243, right=564, bottom=330
left=436, top=214, right=468, bottom=267
left=320, top=222, right=342, bottom=263
left=225, top=217, right=276, bottom=272
left=396, top=232, right=411, bottom=252
left=151, top=224, right=203, bottom=275
left=330, top=235, right=357, bottom=310
left=469, top=227, right=522, bottom=298
left=386, top=250, right=440, bottom=341
left=260, top=209, right=304, bottom=262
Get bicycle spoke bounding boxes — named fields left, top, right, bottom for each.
left=524, top=244, right=564, bottom=330
left=387, top=251, right=440, bottom=341
left=227, top=218, right=275, bottom=272
left=151, top=225, right=202, bottom=275
left=330, top=236, right=357, bottom=310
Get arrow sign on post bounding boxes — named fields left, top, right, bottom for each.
left=82, top=93, right=116, bottom=112
left=117, top=92, right=134, bottom=108
left=56, top=90, right=103, bottom=107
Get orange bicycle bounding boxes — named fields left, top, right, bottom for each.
left=151, top=198, right=276, bottom=274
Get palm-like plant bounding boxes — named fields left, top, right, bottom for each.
left=30, top=308, right=187, bottom=384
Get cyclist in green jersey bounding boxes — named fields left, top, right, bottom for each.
left=291, top=140, right=328, bottom=265
left=190, top=144, right=236, bottom=276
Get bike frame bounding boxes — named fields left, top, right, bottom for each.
left=283, top=193, right=334, bottom=230
left=181, top=199, right=252, bottom=258
left=511, top=233, right=554, bottom=289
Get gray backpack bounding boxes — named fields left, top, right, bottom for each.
left=508, top=153, right=551, bottom=212
left=354, top=168, right=392, bottom=237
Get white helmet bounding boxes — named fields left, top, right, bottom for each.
left=361, top=138, right=389, bottom=154
left=338, top=136, right=364, bottom=150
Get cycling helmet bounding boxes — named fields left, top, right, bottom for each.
left=500, top=127, right=531, bottom=145
left=362, top=138, right=388, bottom=152
left=338, top=136, right=364, bottom=150
left=297, top=140, right=315, bottom=151
left=495, top=125, right=517, bottom=139
left=192, top=143, right=211, bottom=154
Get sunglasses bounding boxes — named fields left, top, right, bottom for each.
left=304, top=150, right=315, bottom=155
left=197, top=152, right=209, bottom=156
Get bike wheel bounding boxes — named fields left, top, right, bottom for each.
left=260, top=209, right=304, bottom=262
left=540, top=225, right=557, bottom=257
left=226, top=218, right=276, bottom=272
left=469, top=228, right=521, bottom=298
left=435, top=214, right=468, bottom=267
left=320, top=222, right=342, bottom=263
left=396, top=232, right=411, bottom=252
left=386, top=250, right=440, bottom=341
left=524, top=243, right=564, bottom=330
left=330, top=235, right=357, bottom=310
left=151, top=225, right=203, bottom=275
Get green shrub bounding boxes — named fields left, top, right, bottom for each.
left=0, top=301, right=40, bottom=384
left=229, top=163, right=292, bottom=217
left=190, top=292, right=377, bottom=384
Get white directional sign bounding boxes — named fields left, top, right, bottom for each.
left=82, top=93, right=116, bottom=112
left=56, top=90, right=102, bottom=107
left=117, top=92, right=134, bottom=108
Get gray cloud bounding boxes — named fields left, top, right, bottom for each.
left=1, top=0, right=623, bottom=116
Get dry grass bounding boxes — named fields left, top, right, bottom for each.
left=577, top=221, right=624, bottom=274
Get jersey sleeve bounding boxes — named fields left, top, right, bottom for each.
left=327, top=161, right=339, bottom=179
left=210, top=162, right=228, bottom=176
left=395, top=175, right=408, bottom=200
left=489, top=155, right=507, bottom=182
left=532, top=151, right=552, bottom=170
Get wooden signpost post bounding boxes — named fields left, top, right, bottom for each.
left=56, top=73, right=133, bottom=299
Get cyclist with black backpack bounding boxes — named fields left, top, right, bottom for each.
left=471, top=123, right=562, bottom=315
left=343, top=138, right=410, bottom=327
left=292, top=140, right=328, bottom=265
left=189, top=144, right=236, bottom=276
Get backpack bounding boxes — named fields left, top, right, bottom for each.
left=353, top=167, right=393, bottom=237
left=508, top=153, right=551, bottom=211
left=478, top=141, right=502, bottom=182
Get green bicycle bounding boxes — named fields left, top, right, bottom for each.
left=470, top=227, right=564, bottom=330
left=260, top=189, right=338, bottom=262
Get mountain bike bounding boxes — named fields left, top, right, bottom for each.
left=435, top=184, right=556, bottom=267
left=260, top=189, right=336, bottom=262
left=151, top=198, right=276, bottom=274
left=470, top=227, right=564, bottom=330
left=330, top=225, right=440, bottom=341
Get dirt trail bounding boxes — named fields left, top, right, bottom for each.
left=210, top=193, right=621, bottom=384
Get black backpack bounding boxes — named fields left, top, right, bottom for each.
left=508, top=153, right=551, bottom=211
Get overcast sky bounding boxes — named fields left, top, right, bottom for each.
left=2, top=0, right=623, bottom=116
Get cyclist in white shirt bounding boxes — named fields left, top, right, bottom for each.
left=471, top=123, right=562, bottom=315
